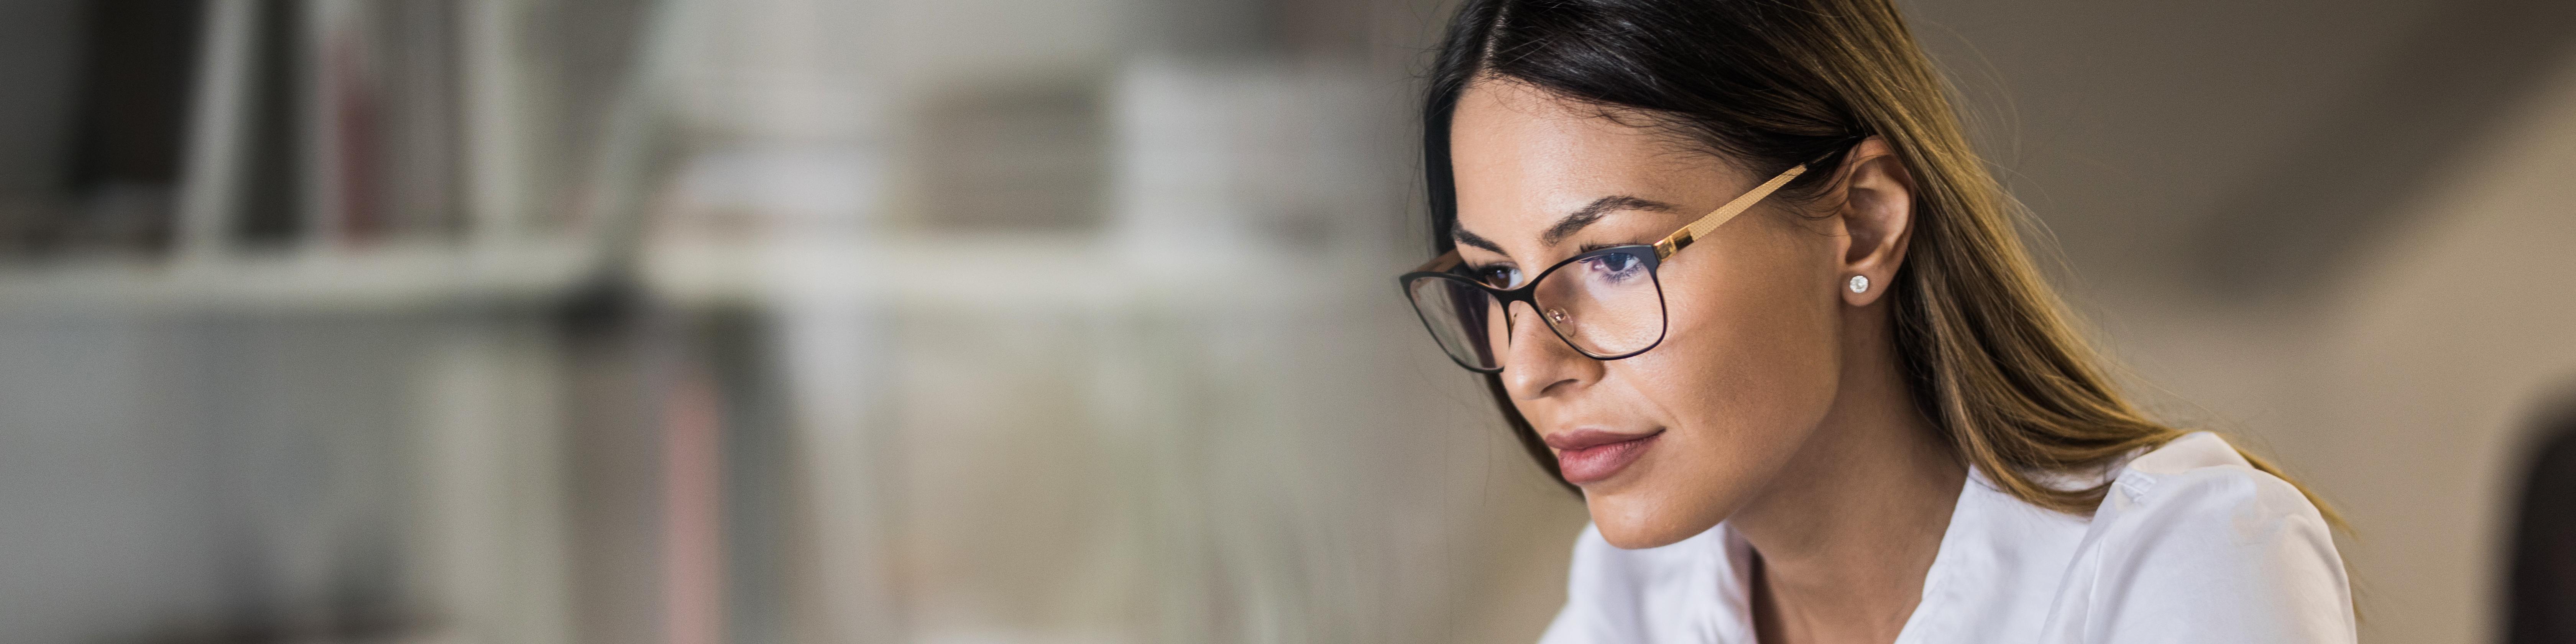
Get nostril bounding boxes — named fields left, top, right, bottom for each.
left=1538, top=376, right=1580, bottom=398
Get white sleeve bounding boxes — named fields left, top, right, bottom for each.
left=2054, top=464, right=2356, bottom=644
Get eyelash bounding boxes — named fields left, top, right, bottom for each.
left=1469, top=243, right=1636, bottom=283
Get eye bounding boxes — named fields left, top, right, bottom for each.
left=1581, top=251, right=1646, bottom=281
left=1474, top=266, right=1522, bottom=288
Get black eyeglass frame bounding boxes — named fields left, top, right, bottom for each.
left=1398, top=157, right=1822, bottom=373
left=1398, top=247, right=1671, bottom=373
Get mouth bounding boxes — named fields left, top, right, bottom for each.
left=1544, top=428, right=1664, bottom=485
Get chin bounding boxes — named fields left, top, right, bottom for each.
left=1584, top=486, right=1727, bottom=550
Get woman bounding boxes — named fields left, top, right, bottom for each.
left=1396, top=0, right=2355, bottom=642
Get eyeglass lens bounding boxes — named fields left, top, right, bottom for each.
left=1406, top=249, right=1664, bottom=371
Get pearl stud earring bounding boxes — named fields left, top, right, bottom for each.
left=1848, top=275, right=1870, bottom=293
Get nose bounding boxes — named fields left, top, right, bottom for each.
left=1499, top=300, right=1600, bottom=401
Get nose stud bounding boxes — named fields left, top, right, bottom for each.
left=1848, top=275, right=1870, bottom=293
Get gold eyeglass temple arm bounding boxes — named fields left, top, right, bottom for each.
left=1651, top=164, right=1808, bottom=260
left=1411, top=249, right=1462, bottom=274
left=1416, top=163, right=1810, bottom=271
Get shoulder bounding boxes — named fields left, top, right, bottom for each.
left=2102, top=432, right=2329, bottom=541
left=2042, top=432, right=2356, bottom=643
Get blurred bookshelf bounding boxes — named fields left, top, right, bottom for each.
left=0, top=1, right=665, bottom=643
left=0, top=1, right=1467, bottom=644
left=0, top=0, right=617, bottom=311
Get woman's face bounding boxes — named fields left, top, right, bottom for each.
left=1448, top=80, right=1853, bottom=549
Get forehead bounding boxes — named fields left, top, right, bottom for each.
left=1448, top=81, right=1725, bottom=245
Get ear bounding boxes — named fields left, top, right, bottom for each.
left=1829, top=137, right=1914, bottom=307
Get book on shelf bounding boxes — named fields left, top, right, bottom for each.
left=0, top=0, right=204, bottom=255
left=7, top=0, right=506, bottom=259
left=302, top=0, right=467, bottom=246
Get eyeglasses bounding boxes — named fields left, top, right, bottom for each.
left=1400, top=163, right=1811, bottom=373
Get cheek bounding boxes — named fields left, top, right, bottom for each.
left=1639, top=240, right=1845, bottom=432
left=1584, top=236, right=1845, bottom=543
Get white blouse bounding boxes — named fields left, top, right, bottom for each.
left=1536, top=432, right=2354, bottom=644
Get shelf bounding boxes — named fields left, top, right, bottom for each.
left=0, top=234, right=1387, bottom=315
left=636, top=234, right=1366, bottom=311
left=0, top=239, right=598, bottom=314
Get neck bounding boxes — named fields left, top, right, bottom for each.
left=1734, top=314, right=1965, bottom=644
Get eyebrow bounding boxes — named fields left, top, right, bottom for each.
left=1451, top=195, right=1679, bottom=256
left=1452, top=227, right=1505, bottom=254
left=1541, top=196, right=1676, bottom=245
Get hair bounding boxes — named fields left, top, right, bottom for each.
left=1421, top=0, right=2338, bottom=520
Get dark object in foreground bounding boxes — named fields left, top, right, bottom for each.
left=2509, top=395, right=2576, bottom=644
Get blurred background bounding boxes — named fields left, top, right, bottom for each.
left=0, top=0, right=2568, bottom=643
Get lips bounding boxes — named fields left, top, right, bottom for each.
left=1544, top=428, right=1663, bottom=485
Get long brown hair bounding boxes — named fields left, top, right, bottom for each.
left=1421, top=0, right=2336, bottom=519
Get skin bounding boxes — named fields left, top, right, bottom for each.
left=1448, top=79, right=1968, bottom=644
